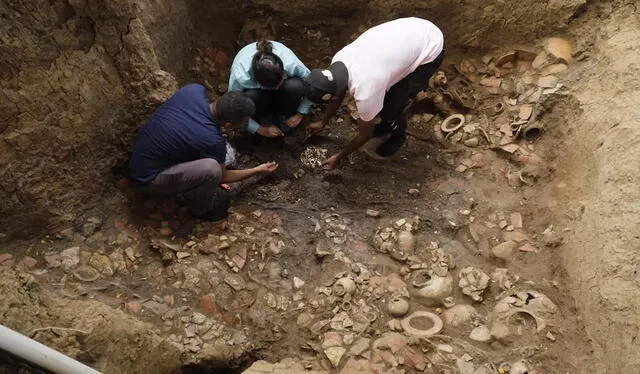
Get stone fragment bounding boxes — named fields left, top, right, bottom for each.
left=61, top=247, right=80, bottom=270
left=83, top=217, right=102, bottom=236
left=109, top=249, right=127, bottom=274
left=510, top=212, right=523, bottom=228
left=293, top=277, right=305, bottom=289
left=408, top=188, right=420, bottom=196
left=176, top=252, right=191, bottom=259
left=17, top=256, right=38, bottom=270
left=191, top=312, right=207, bottom=324
left=0, top=254, right=13, bottom=265
left=224, top=274, right=245, bottom=290
left=89, top=253, right=114, bottom=276
left=143, top=300, right=170, bottom=316
left=125, top=300, right=143, bottom=313
left=124, top=247, right=137, bottom=262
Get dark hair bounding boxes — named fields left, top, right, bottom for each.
left=252, top=40, right=284, bottom=88
left=215, top=91, right=255, bottom=124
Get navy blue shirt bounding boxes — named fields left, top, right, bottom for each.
left=129, top=84, right=226, bottom=185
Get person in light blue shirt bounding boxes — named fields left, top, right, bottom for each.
left=229, top=40, right=313, bottom=138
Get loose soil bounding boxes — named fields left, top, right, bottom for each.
left=1, top=1, right=639, bottom=373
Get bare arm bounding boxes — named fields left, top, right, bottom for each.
left=321, top=89, right=347, bottom=125
left=322, top=118, right=375, bottom=170
left=221, top=162, right=278, bottom=183
left=307, top=89, right=347, bottom=135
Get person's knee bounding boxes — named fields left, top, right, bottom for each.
left=280, top=77, right=305, bottom=96
left=199, top=158, right=222, bottom=183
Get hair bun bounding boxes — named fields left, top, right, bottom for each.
left=256, top=40, right=273, bottom=54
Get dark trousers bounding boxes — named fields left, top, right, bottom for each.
left=244, top=77, right=306, bottom=128
left=136, top=158, right=222, bottom=216
left=373, top=49, right=445, bottom=156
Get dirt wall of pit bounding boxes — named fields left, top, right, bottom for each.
left=546, top=1, right=640, bottom=371
left=0, top=269, right=183, bottom=373
left=0, top=0, right=181, bottom=240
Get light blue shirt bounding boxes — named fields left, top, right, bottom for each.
left=229, top=41, right=312, bottom=133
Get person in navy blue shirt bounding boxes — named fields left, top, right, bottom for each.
left=130, top=84, right=278, bottom=220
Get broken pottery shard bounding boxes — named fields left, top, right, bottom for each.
left=231, top=245, right=247, bottom=269
left=350, top=337, right=370, bottom=356
left=491, top=241, right=517, bottom=260
left=503, top=230, right=529, bottom=242
left=531, top=51, right=548, bottom=70
left=366, top=209, right=380, bottom=217
left=176, top=252, right=191, bottom=259
left=479, top=77, right=502, bottom=88
left=458, top=267, right=490, bottom=302
left=469, top=325, right=492, bottom=342
left=519, top=243, right=539, bottom=253
left=72, top=265, right=100, bottom=282
left=500, top=144, right=520, bottom=154
left=495, top=51, right=517, bottom=67
left=324, top=346, right=346, bottom=368
left=510, top=212, right=523, bottom=228
left=544, top=37, right=574, bottom=63
left=519, top=105, right=533, bottom=120
left=469, top=222, right=486, bottom=243
left=541, top=63, right=568, bottom=76
left=322, top=331, right=344, bottom=349
left=537, top=76, right=559, bottom=88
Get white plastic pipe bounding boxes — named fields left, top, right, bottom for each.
left=0, top=324, right=102, bottom=374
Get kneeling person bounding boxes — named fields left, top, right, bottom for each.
left=305, top=17, right=445, bottom=170
left=129, top=84, right=278, bottom=220
left=229, top=40, right=313, bottom=138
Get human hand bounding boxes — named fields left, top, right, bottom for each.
left=285, top=113, right=304, bottom=128
left=257, top=125, right=284, bottom=138
left=256, top=161, right=279, bottom=173
left=219, top=183, right=232, bottom=191
left=306, top=121, right=325, bottom=137
left=321, top=154, right=340, bottom=171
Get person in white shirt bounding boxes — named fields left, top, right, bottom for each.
left=304, top=17, right=445, bottom=170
